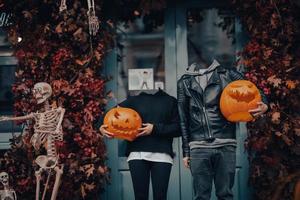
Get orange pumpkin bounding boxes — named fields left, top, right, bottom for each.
left=103, top=107, right=142, bottom=141
left=220, top=80, right=261, bottom=122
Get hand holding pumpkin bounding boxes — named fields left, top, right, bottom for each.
left=103, top=107, right=142, bottom=141
left=137, top=123, right=153, bottom=137
left=99, top=124, right=114, bottom=139
left=220, top=80, right=265, bottom=122
left=248, top=102, right=268, bottom=117
left=183, top=157, right=190, bottom=168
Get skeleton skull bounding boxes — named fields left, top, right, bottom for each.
left=33, top=82, right=52, bottom=104
left=0, top=172, right=9, bottom=187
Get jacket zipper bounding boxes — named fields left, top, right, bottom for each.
left=196, top=73, right=213, bottom=139
left=201, top=74, right=213, bottom=139
left=194, top=76, right=213, bottom=139
left=183, top=78, right=213, bottom=139
left=202, top=106, right=213, bottom=139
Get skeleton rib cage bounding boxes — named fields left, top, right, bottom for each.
left=0, top=82, right=65, bottom=200
left=30, top=108, right=64, bottom=159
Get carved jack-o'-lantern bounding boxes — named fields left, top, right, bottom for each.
left=103, top=107, right=142, bottom=141
left=220, top=80, right=261, bottom=122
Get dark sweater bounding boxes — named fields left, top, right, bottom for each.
left=119, top=90, right=181, bottom=157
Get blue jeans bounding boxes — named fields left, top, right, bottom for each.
left=190, top=146, right=236, bottom=200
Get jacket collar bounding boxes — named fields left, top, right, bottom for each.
left=190, top=77, right=203, bottom=94
left=189, top=65, right=226, bottom=94
left=186, top=59, right=221, bottom=75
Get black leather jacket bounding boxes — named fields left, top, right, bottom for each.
left=177, top=66, right=268, bottom=157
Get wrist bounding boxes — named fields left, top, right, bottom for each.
left=152, top=123, right=159, bottom=135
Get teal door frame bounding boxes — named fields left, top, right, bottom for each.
left=102, top=5, right=181, bottom=200
left=102, top=1, right=251, bottom=199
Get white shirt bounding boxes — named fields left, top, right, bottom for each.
left=127, top=152, right=173, bottom=165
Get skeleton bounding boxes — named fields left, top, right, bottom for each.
left=87, top=0, right=99, bottom=36
left=0, top=82, right=65, bottom=200
left=0, top=172, right=17, bottom=200
left=59, top=0, right=67, bottom=12
left=59, top=0, right=99, bottom=35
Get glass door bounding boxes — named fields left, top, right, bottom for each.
left=103, top=1, right=250, bottom=199
left=103, top=6, right=181, bottom=200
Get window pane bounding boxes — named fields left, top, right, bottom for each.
left=187, top=8, right=235, bottom=68
left=0, top=29, right=21, bottom=133
left=0, top=65, right=15, bottom=112
left=117, top=17, right=165, bottom=103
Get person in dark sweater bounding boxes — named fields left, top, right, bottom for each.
left=100, top=89, right=181, bottom=200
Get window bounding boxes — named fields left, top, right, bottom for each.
left=187, top=8, right=235, bottom=68
left=117, top=16, right=165, bottom=102
left=0, top=28, right=21, bottom=133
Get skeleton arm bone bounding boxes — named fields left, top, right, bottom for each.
left=55, top=108, right=65, bottom=133
left=0, top=113, right=34, bottom=122
left=13, top=190, right=17, bottom=200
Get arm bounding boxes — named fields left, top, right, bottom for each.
left=177, top=79, right=191, bottom=158
left=152, top=99, right=182, bottom=138
left=0, top=113, right=34, bottom=122
left=55, top=107, right=65, bottom=132
left=13, top=190, right=17, bottom=200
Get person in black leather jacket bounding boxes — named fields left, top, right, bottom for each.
left=177, top=60, right=268, bottom=200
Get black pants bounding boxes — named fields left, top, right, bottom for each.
left=190, top=146, right=236, bottom=200
left=128, top=160, right=172, bottom=200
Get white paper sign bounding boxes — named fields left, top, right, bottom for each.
left=128, top=68, right=154, bottom=90
left=154, top=81, right=164, bottom=90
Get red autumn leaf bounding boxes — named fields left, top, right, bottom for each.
left=282, top=55, right=292, bottom=67
left=270, top=13, right=279, bottom=28
left=295, top=128, right=300, bottom=136
left=263, top=48, right=273, bottom=59
left=80, top=164, right=95, bottom=178
left=267, top=75, right=281, bottom=87
left=80, top=184, right=87, bottom=198
left=275, top=131, right=282, bottom=137
left=63, top=118, right=75, bottom=130
left=281, top=135, right=293, bottom=146
left=271, top=112, right=280, bottom=124
left=84, top=182, right=96, bottom=191
left=75, top=57, right=90, bottom=66
left=73, top=27, right=82, bottom=38
left=94, top=50, right=103, bottom=61
left=22, top=10, right=33, bottom=20
left=106, top=20, right=114, bottom=28
left=84, top=68, right=94, bottom=77
left=283, top=123, right=290, bottom=133
left=285, top=80, right=297, bottom=89
left=55, top=22, right=64, bottom=33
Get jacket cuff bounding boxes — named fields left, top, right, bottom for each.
left=183, top=150, right=190, bottom=158
left=152, top=123, right=160, bottom=135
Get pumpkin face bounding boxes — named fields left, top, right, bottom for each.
left=103, top=107, right=142, bottom=141
left=220, top=80, right=261, bottom=122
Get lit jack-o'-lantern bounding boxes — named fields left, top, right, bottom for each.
left=103, top=107, right=142, bottom=141
left=220, top=80, right=261, bottom=122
